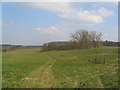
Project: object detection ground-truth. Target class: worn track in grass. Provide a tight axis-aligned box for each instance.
[21,54,57,88]
[3,47,118,88]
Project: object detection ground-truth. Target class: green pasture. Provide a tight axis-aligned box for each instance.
[2,47,118,88]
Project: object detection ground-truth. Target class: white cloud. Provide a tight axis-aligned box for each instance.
[92,2,118,8]
[18,3,115,42]
[60,7,113,25]
[23,2,114,25]
[32,3,114,37]
[35,26,65,36]
[91,7,114,17]
[26,2,73,14]
[2,2,117,45]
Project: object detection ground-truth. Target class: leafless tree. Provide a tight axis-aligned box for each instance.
[71,30,102,48]
[89,31,102,48]
[71,30,90,48]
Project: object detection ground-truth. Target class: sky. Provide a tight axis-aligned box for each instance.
[1,2,118,45]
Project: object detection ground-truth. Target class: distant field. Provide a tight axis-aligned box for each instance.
[2,47,118,88]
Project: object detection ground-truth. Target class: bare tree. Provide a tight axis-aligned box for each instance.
[89,31,102,48]
[71,30,90,48]
[71,30,102,48]
[41,30,103,52]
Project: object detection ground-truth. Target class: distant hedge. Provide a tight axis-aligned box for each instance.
[1,46,32,52]
[41,41,103,52]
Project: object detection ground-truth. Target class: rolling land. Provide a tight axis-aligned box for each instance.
[2,47,118,88]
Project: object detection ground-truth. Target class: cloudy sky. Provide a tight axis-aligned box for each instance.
[2,2,118,45]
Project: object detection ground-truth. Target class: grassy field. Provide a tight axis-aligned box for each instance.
[2,47,118,88]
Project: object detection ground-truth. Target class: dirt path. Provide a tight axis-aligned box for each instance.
[20,55,56,88]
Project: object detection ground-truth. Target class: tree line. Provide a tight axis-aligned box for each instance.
[41,30,103,52]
